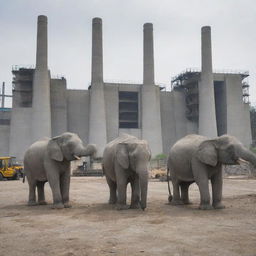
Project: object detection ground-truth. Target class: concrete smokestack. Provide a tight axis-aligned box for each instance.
[143,23,154,85]
[142,23,163,156]
[91,17,103,84]
[198,26,217,138]
[31,15,51,142]
[88,17,107,156]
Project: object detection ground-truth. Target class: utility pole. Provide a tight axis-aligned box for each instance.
[0,82,12,108]
[1,82,5,108]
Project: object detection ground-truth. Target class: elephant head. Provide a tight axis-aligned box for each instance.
[47,132,97,162]
[197,135,256,167]
[116,140,151,210]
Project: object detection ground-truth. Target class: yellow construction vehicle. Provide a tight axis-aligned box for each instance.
[0,157,23,180]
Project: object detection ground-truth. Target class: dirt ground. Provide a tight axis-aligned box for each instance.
[0,177,256,256]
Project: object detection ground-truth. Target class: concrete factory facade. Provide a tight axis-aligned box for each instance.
[0,16,252,161]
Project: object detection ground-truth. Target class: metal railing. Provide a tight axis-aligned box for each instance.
[51,74,66,79]
[171,67,249,84]
[12,65,35,71]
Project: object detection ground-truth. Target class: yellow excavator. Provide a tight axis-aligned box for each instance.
[0,157,23,180]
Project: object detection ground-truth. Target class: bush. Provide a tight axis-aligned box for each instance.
[250,147,256,154]
[154,153,167,160]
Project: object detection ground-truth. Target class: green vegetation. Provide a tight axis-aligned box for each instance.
[154,153,167,160]
[250,147,256,154]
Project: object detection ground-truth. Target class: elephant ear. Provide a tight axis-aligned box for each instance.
[197,140,217,166]
[116,143,129,169]
[47,137,64,162]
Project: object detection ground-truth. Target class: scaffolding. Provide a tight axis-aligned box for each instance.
[12,67,34,108]
[242,81,250,104]
[171,69,200,122]
[171,68,251,121]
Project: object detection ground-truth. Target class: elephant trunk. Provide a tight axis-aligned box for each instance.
[139,170,149,210]
[239,147,256,168]
[80,144,97,158]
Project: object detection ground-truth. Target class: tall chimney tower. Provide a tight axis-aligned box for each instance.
[88,17,107,156]
[91,17,103,84]
[141,23,163,156]
[31,15,51,142]
[198,26,217,138]
[143,23,154,85]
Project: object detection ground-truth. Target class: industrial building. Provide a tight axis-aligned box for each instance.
[0,16,252,161]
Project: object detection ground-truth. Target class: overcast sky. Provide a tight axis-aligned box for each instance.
[1,0,255,107]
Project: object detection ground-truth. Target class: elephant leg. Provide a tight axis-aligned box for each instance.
[211,169,225,209]
[196,177,212,210]
[180,182,191,205]
[192,159,213,210]
[171,179,183,205]
[60,170,71,208]
[116,174,129,210]
[27,179,37,206]
[130,176,140,209]
[106,176,117,204]
[47,173,64,209]
[37,181,47,205]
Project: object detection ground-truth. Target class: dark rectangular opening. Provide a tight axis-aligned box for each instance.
[0,119,10,125]
[119,91,138,128]
[214,81,227,136]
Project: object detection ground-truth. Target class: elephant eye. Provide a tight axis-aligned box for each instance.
[226,145,234,152]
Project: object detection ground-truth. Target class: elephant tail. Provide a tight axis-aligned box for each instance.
[167,167,172,203]
[22,170,26,183]
[102,164,105,175]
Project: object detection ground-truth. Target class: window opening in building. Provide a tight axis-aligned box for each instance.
[119,91,138,128]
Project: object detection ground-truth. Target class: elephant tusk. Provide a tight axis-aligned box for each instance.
[237,158,249,165]
[73,155,81,160]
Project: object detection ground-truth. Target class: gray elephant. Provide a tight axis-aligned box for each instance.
[167,134,256,210]
[24,132,97,209]
[102,134,151,210]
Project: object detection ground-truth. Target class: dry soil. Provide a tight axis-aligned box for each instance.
[0,177,256,256]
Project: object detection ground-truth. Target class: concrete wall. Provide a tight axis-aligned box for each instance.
[242,103,252,147]
[225,74,251,146]
[186,120,198,134]
[0,125,10,156]
[50,78,68,137]
[9,108,32,161]
[104,84,119,142]
[172,89,189,140]
[0,111,11,156]
[67,90,89,144]
[160,89,198,155]
[160,91,176,154]
[141,85,163,156]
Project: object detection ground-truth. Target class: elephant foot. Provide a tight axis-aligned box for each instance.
[38,201,47,205]
[115,204,130,210]
[199,204,213,210]
[213,202,225,209]
[130,202,140,209]
[108,199,117,205]
[183,200,192,205]
[170,200,184,206]
[64,202,72,208]
[52,203,64,209]
[27,201,38,206]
